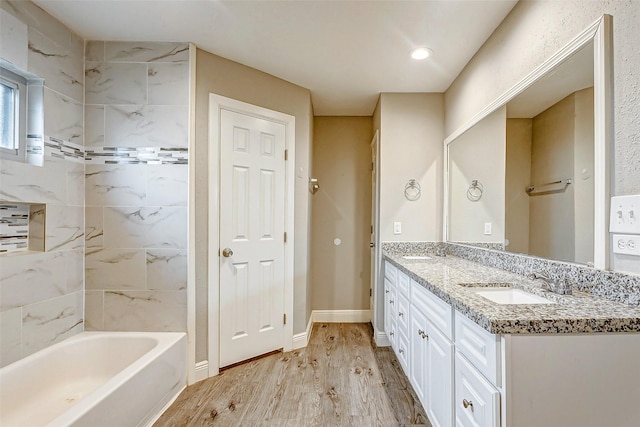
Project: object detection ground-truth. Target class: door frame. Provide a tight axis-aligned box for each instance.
[370,130,386,345]
[207,94,295,377]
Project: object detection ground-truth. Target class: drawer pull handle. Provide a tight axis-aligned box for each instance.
[385,290,390,294]
[389,332,394,336]
[390,300,394,304]
[463,399,474,411]
[399,349,404,354]
[418,329,429,340]
[398,312,404,317]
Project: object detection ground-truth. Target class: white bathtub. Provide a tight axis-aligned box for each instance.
[0,332,186,427]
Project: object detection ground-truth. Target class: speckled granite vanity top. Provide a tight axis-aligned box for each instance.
[384,253,640,335]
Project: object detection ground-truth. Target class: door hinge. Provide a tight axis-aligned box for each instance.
[285,149,288,161]
[371,225,373,234]
[370,289,372,297]
[284,232,287,243]
[283,313,287,325]
[371,162,374,171]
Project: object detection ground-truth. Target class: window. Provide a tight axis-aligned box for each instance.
[0,66,27,162]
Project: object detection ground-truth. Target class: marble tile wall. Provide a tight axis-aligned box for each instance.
[83,41,189,333]
[0,1,84,367]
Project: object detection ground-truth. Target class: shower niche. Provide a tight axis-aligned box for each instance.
[0,202,46,254]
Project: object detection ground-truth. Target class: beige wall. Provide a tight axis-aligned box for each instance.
[310,117,372,311]
[448,107,506,244]
[529,94,576,261]
[574,87,595,264]
[194,48,313,362]
[377,93,444,242]
[505,118,532,254]
[444,0,640,274]
[505,89,594,264]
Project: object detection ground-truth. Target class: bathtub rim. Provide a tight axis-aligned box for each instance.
[0,331,187,427]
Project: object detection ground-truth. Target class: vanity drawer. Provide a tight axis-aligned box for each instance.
[455,311,501,386]
[411,280,453,339]
[384,261,398,283]
[397,270,410,298]
[455,351,500,427]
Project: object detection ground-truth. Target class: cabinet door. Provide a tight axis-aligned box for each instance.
[384,280,394,341]
[385,281,397,348]
[426,321,453,427]
[396,328,410,375]
[396,293,410,336]
[455,351,500,427]
[409,304,429,406]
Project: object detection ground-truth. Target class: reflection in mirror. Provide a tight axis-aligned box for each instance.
[448,41,595,264]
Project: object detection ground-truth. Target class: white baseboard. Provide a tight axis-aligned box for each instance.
[292,314,314,350]
[193,361,209,383]
[312,309,371,323]
[374,330,391,347]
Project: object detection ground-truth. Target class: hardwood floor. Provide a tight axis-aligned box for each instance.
[154,323,430,426]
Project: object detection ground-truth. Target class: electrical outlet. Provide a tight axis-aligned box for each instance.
[613,234,640,256]
[484,222,492,235]
[393,221,402,235]
[610,195,640,234]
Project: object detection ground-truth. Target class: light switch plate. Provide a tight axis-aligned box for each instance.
[613,234,640,256]
[610,195,640,234]
[393,221,402,235]
[484,222,492,235]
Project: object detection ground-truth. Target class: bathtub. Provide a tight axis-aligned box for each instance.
[0,332,186,427]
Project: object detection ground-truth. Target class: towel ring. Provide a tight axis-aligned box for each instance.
[404,179,421,201]
[467,180,483,201]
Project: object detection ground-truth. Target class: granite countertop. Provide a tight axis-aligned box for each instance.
[384,253,640,335]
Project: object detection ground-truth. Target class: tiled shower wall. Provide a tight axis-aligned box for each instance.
[0,1,85,367]
[83,41,189,332]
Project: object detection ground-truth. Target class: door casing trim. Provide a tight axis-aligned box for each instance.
[207,94,295,377]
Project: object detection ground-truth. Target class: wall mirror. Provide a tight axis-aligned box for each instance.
[444,15,612,269]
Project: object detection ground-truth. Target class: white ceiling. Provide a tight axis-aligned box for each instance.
[34,0,518,116]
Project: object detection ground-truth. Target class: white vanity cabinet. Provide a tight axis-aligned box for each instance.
[455,351,500,427]
[383,258,640,427]
[410,280,454,427]
[384,259,497,427]
[454,311,501,427]
[383,262,397,349]
[389,267,410,374]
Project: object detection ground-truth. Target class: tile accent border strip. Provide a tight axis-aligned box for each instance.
[85,146,188,165]
[45,135,85,163]
[42,135,188,165]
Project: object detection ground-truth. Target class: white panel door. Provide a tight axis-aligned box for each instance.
[219,108,286,368]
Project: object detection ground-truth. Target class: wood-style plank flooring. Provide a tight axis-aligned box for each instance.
[155,323,430,426]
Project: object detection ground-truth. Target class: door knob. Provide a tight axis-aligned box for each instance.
[463,399,474,410]
[222,248,234,257]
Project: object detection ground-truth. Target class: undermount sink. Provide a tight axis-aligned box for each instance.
[402,255,432,260]
[471,288,555,305]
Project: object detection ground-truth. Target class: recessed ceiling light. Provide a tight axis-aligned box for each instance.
[410,47,432,60]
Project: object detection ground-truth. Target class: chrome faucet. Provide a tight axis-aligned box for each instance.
[528,271,573,295]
